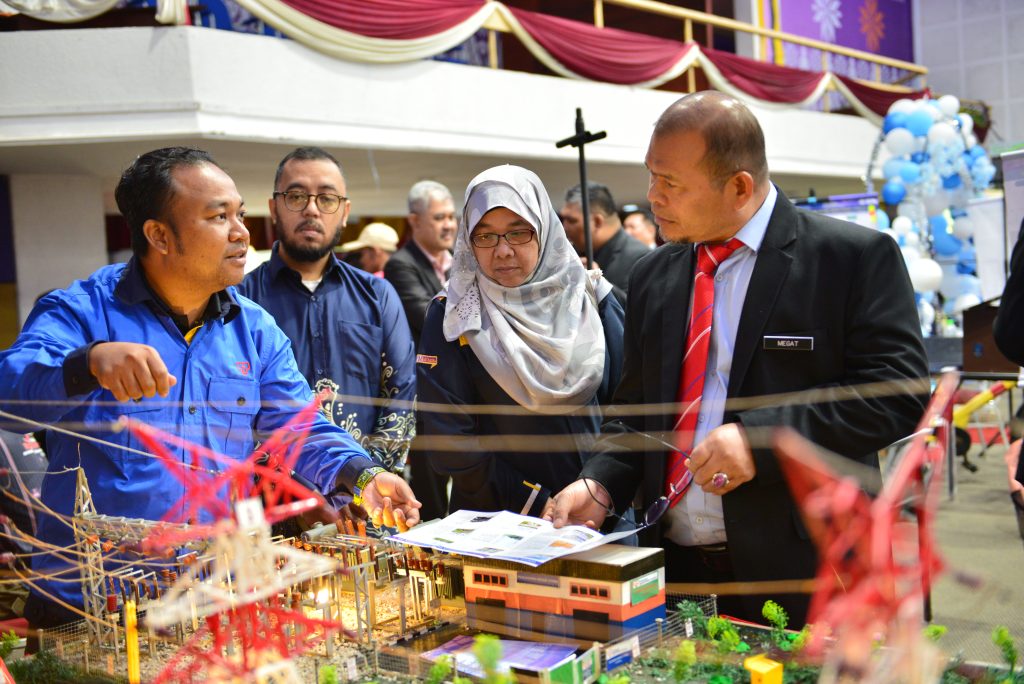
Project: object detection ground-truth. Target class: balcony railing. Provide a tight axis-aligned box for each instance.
[481,0,926,99]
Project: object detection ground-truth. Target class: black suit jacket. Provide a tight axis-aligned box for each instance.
[582,190,928,598]
[595,229,651,297]
[993,218,1024,366]
[384,241,445,343]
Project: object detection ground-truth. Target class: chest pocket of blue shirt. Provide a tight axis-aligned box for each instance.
[116,399,165,465]
[206,377,260,455]
[336,321,382,388]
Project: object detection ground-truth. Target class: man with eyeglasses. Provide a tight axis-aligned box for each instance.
[239,147,417,489]
[384,180,459,522]
[0,146,421,629]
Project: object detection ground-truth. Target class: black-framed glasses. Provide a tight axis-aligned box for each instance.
[581,477,671,539]
[470,229,536,248]
[584,419,696,535]
[273,190,347,214]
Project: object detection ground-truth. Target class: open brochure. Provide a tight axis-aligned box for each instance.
[390,509,638,567]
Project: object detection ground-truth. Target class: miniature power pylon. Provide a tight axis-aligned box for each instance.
[118,394,355,683]
[72,467,111,646]
[124,392,333,552]
[774,371,959,683]
[148,498,346,683]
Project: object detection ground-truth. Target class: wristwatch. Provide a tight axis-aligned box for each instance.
[351,466,386,507]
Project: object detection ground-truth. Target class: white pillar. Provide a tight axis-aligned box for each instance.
[10,174,108,326]
[733,0,760,61]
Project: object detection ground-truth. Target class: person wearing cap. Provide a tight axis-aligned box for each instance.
[339,222,399,278]
[238,147,417,482]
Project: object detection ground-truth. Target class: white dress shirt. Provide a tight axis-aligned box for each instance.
[664,184,778,546]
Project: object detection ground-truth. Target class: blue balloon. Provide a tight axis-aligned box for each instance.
[942,174,962,189]
[911,152,928,163]
[931,215,962,257]
[882,180,906,205]
[969,145,987,160]
[906,110,934,137]
[875,210,891,229]
[957,243,977,273]
[957,273,982,296]
[883,158,905,179]
[899,162,922,184]
[884,111,909,133]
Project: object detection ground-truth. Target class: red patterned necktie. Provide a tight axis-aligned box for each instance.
[665,238,743,507]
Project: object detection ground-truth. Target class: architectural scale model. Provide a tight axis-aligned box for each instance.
[461,545,665,645]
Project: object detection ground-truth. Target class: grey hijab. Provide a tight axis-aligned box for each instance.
[443,165,610,414]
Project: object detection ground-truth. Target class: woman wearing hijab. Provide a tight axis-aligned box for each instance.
[416,165,624,518]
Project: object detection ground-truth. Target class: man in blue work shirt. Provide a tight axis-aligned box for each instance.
[0,147,421,628]
[238,147,416,475]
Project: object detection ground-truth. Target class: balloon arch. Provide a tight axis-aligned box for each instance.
[869,95,998,336]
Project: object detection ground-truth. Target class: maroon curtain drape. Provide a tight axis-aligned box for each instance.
[279,0,486,39]
[701,47,826,103]
[836,74,929,117]
[507,6,691,85]
[271,0,927,121]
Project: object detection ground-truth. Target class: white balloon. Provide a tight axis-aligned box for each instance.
[897,201,918,218]
[890,98,916,114]
[908,258,943,293]
[957,113,974,133]
[904,231,921,247]
[928,122,957,145]
[965,132,978,148]
[952,215,974,240]
[901,246,922,263]
[910,99,931,114]
[892,215,914,234]
[918,299,936,334]
[953,293,982,313]
[885,128,916,156]
[937,94,960,118]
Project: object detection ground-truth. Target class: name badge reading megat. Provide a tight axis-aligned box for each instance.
[763,335,814,351]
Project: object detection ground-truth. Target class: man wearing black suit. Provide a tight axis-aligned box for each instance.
[384,180,457,520]
[546,92,928,626]
[385,181,457,340]
[560,182,650,304]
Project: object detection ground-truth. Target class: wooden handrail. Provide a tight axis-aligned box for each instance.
[597,0,926,80]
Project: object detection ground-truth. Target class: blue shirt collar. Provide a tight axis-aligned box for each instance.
[732,183,777,253]
[114,257,239,332]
